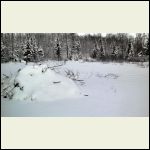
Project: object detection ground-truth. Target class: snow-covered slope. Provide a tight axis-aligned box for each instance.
[1,61,149,117]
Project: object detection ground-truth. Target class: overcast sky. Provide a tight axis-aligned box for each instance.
[78,33,136,37]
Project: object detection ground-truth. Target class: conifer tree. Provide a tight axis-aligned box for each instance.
[144,37,149,55]
[54,38,61,61]
[127,41,134,59]
[1,40,7,62]
[37,46,44,61]
[91,43,98,59]
[23,41,32,64]
[23,34,44,63]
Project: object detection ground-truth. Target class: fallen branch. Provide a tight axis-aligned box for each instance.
[75,79,84,82]
[2,85,12,92]
[42,64,63,73]
[53,81,61,84]
[48,64,63,70]
[51,64,63,68]
[3,74,9,78]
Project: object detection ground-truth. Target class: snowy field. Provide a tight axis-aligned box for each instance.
[1,60,149,117]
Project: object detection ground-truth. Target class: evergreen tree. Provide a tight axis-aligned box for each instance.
[75,41,82,60]
[126,41,134,60]
[100,38,105,56]
[18,42,26,61]
[69,33,81,61]
[135,34,143,56]
[96,46,104,60]
[1,34,12,62]
[64,34,70,59]
[91,39,99,60]
[23,41,32,64]
[12,41,22,62]
[111,44,118,61]
[71,42,76,60]
[144,37,149,55]
[54,38,61,61]
[9,33,14,61]
[1,33,149,62]
[100,45,105,57]
[23,34,43,63]
[91,44,98,59]
[37,46,44,61]
[1,40,7,62]
[96,38,105,60]
[30,35,39,62]
[71,40,81,60]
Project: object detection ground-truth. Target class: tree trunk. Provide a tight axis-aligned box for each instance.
[65,34,69,59]
[11,33,14,61]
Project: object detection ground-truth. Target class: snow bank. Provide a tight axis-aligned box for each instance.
[1,61,26,77]
[12,65,80,101]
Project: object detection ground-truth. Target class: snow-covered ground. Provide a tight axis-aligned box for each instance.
[1,60,149,117]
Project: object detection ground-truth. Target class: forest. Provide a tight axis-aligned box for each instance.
[1,33,149,63]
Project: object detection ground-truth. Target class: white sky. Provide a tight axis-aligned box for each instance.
[78,33,136,37]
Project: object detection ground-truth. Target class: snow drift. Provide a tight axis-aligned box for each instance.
[12,65,80,101]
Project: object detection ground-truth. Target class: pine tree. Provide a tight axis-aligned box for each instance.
[100,46,105,57]
[71,41,75,60]
[12,41,22,62]
[18,42,26,61]
[128,42,134,57]
[100,38,105,57]
[30,35,39,62]
[9,33,14,61]
[91,50,97,59]
[54,38,61,61]
[75,41,82,60]
[65,34,70,59]
[91,44,97,59]
[112,44,118,56]
[1,34,13,62]
[23,41,32,64]
[71,40,81,61]
[111,44,118,61]
[71,42,76,60]
[96,46,104,60]
[69,33,82,61]
[144,37,149,55]
[37,46,44,61]
[23,34,43,63]
[126,41,134,60]
[96,38,105,60]
[91,38,99,60]
[9,34,23,62]
[1,40,7,62]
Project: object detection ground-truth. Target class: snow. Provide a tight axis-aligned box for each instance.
[12,64,80,101]
[1,61,26,77]
[77,33,136,37]
[1,61,149,117]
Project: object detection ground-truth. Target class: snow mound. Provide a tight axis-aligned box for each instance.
[12,65,80,101]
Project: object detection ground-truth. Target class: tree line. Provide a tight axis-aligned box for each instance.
[1,33,149,63]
